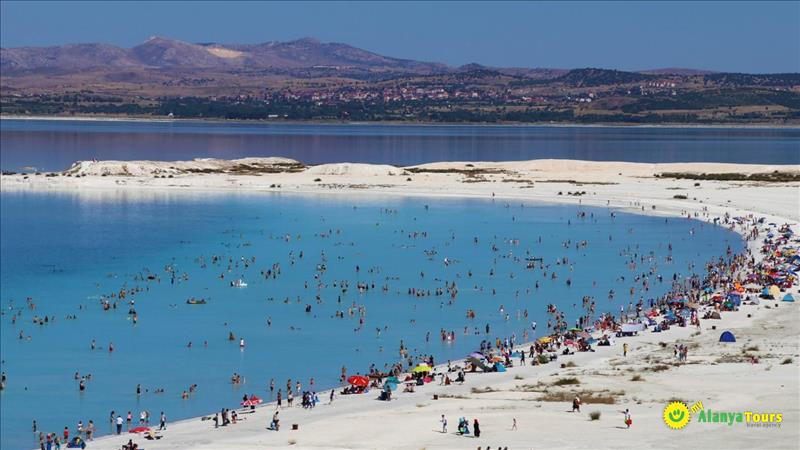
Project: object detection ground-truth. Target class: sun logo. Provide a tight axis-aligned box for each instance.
[664,401,691,429]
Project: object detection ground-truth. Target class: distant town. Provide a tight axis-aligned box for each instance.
[2,38,798,124]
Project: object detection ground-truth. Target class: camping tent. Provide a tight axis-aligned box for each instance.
[719,331,736,343]
[783,293,796,302]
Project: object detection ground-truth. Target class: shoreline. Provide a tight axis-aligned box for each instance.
[4,158,799,449]
[84,198,799,449]
[3,114,800,130]
[3,159,798,223]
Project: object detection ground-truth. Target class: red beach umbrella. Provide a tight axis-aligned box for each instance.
[242,395,263,406]
[347,375,369,387]
[129,426,150,433]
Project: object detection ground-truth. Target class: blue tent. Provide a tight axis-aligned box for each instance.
[761,287,774,299]
[719,331,736,343]
[783,293,796,302]
[495,363,506,372]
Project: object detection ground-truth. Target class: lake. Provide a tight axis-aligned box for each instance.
[1,119,799,172]
[0,189,744,449]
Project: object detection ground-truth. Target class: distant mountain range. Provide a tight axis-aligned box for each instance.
[2,36,715,76]
[2,37,798,125]
[1,36,451,73]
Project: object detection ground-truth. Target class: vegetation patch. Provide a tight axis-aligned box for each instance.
[553,377,581,386]
[657,171,800,182]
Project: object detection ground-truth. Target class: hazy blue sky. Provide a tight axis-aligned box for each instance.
[1,1,797,73]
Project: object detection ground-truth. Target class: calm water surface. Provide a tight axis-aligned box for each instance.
[0,190,743,449]
[2,119,799,171]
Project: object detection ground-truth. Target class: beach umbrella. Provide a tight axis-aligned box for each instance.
[769,285,781,298]
[568,327,582,332]
[129,426,150,434]
[467,356,485,368]
[537,336,553,344]
[242,395,263,407]
[347,375,369,387]
[411,364,431,373]
[386,376,400,384]
[467,352,485,360]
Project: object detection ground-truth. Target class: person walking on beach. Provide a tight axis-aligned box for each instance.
[115,415,123,434]
[623,409,632,428]
[623,342,629,357]
[511,418,517,431]
[440,414,448,433]
[86,420,94,441]
[473,419,481,438]
[159,411,166,430]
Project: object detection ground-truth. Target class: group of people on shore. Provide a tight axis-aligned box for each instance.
[12,202,797,447]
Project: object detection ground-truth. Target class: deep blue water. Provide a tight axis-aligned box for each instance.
[0,190,743,449]
[1,119,798,172]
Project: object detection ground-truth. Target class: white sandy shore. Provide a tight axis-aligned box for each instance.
[3,159,799,449]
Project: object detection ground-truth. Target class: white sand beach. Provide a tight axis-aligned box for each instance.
[2,159,799,449]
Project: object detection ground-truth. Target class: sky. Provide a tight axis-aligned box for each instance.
[1,1,798,73]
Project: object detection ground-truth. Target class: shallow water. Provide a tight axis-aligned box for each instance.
[2,119,799,171]
[0,190,743,448]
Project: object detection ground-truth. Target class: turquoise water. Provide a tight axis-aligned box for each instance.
[0,190,743,448]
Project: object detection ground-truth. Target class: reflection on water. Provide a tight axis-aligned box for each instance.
[2,119,798,171]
